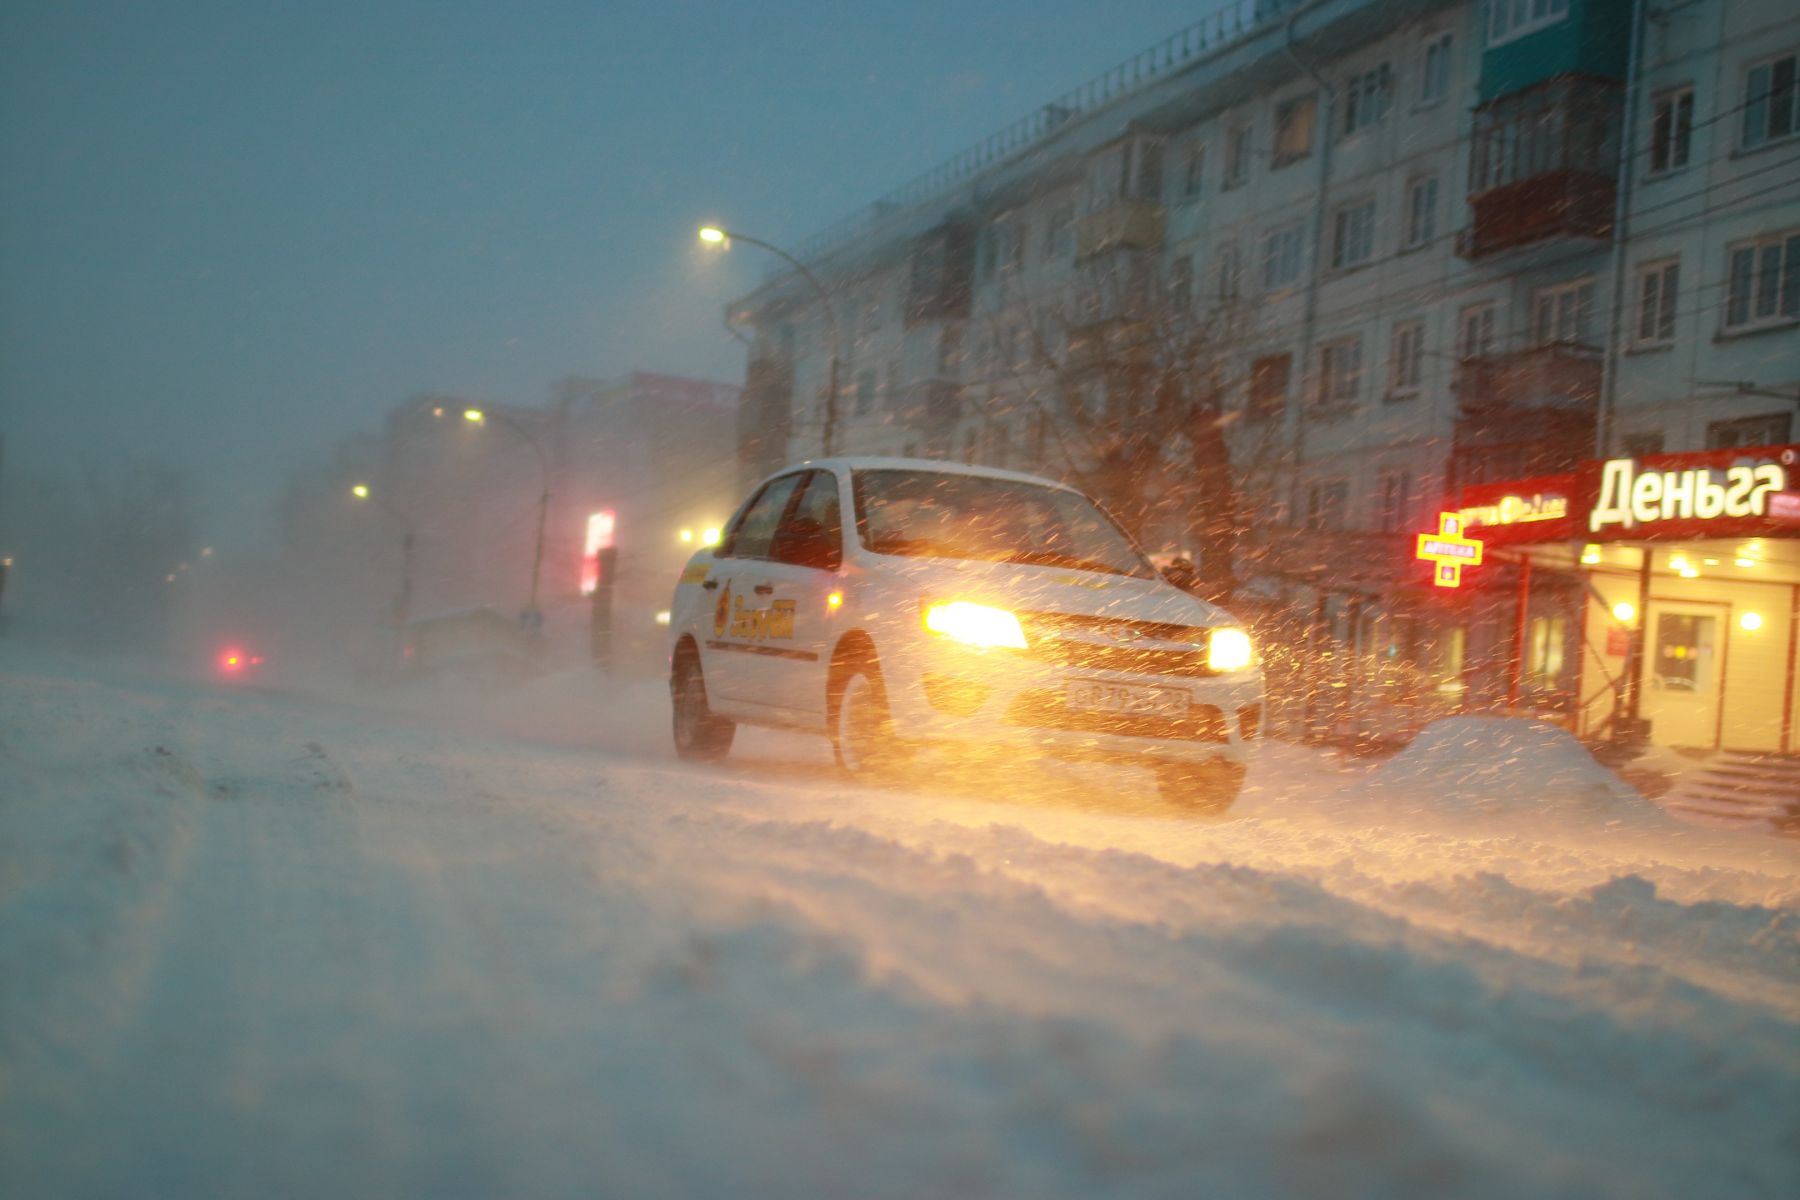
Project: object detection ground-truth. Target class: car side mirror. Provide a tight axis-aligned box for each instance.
[778,518,840,571]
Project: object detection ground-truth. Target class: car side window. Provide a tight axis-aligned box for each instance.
[771,470,843,570]
[719,473,805,560]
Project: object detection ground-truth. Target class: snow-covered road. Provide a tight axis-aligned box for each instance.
[3,647,1797,1199]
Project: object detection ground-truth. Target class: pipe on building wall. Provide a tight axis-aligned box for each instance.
[1282,8,1338,528]
[1595,0,1650,456]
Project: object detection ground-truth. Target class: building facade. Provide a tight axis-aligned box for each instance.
[727,0,1800,747]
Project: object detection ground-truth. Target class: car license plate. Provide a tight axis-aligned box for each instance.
[1066,679,1190,717]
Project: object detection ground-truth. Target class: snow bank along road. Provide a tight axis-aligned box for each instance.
[3,649,1798,1199]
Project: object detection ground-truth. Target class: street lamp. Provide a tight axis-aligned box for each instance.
[460,406,552,629]
[349,482,416,628]
[697,224,843,457]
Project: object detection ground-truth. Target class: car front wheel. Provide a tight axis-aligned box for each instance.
[671,650,734,763]
[1155,760,1244,814]
[830,660,906,780]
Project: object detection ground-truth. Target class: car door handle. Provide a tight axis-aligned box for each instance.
[753,583,774,596]
[701,580,719,590]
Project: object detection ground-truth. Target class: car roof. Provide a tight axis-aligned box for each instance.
[766,456,1081,494]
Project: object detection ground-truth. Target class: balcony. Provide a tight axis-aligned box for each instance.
[1075,199,1164,261]
[1460,77,1622,260]
[1064,316,1154,372]
[1449,344,1600,489]
[1453,343,1601,413]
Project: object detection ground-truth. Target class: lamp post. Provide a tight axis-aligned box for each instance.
[698,225,842,457]
[349,483,416,628]
[459,407,551,630]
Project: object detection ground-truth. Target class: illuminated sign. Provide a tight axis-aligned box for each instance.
[580,510,617,596]
[1458,491,1569,530]
[1590,456,1786,533]
[1416,512,1484,588]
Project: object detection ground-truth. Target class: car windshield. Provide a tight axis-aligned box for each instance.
[851,469,1155,579]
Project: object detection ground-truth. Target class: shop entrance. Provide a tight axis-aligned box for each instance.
[1643,600,1725,749]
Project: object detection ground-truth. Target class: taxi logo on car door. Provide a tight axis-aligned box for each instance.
[713,584,732,637]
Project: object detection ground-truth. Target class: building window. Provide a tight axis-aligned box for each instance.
[1707,412,1792,449]
[1273,95,1317,166]
[937,324,961,376]
[1224,124,1252,188]
[1247,353,1291,423]
[1531,278,1597,346]
[1419,33,1453,106]
[1377,470,1413,532]
[1634,259,1679,346]
[1169,254,1194,315]
[1724,231,1800,330]
[1180,143,1206,199]
[1457,302,1497,360]
[1217,239,1242,301]
[1261,222,1305,290]
[1343,64,1393,135]
[1389,320,1424,396]
[1306,480,1350,531]
[855,369,877,416]
[1404,176,1439,249]
[1649,87,1694,174]
[1741,53,1798,149]
[1620,431,1664,458]
[1487,0,1569,49]
[1318,336,1364,409]
[1045,204,1075,259]
[1330,200,1376,270]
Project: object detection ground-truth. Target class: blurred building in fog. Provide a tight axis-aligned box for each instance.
[723,0,1800,747]
[275,372,738,674]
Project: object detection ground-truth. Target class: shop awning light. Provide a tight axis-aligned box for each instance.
[1736,557,1755,568]
[1580,544,1601,565]
[1741,612,1764,632]
[1612,601,1637,624]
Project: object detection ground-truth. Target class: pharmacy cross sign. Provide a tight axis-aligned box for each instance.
[1416,512,1484,588]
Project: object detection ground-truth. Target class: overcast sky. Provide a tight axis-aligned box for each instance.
[3,0,1213,547]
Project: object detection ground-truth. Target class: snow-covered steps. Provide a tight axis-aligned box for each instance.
[1664,751,1800,835]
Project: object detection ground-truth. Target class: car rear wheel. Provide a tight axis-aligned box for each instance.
[1155,760,1244,814]
[671,650,734,763]
[831,661,905,780]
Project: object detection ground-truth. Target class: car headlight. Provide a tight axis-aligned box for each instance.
[1207,627,1253,672]
[922,601,1028,649]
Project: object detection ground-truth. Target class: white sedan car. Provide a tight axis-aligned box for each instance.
[667,458,1262,810]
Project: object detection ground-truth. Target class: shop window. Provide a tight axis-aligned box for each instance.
[1654,612,1715,693]
[1706,412,1791,449]
[1527,615,1566,685]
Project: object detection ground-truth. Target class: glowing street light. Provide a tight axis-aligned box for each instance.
[463,408,486,424]
[349,482,416,627]
[1612,601,1637,624]
[351,483,370,499]
[697,223,842,456]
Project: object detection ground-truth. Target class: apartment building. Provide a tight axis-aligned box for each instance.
[728,0,1800,748]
